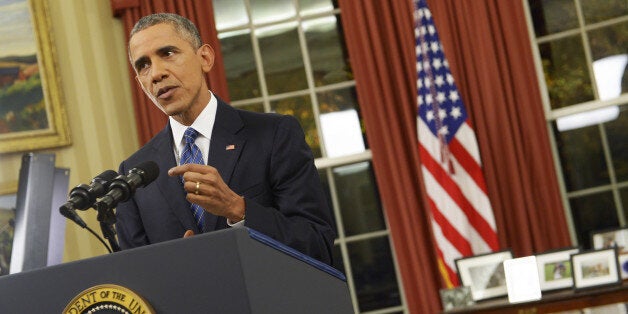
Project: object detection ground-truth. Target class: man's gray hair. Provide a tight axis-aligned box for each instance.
[129,13,202,59]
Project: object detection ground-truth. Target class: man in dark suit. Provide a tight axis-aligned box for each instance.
[115,13,335,265]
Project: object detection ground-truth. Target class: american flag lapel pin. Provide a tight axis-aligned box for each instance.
[226,144,235,151]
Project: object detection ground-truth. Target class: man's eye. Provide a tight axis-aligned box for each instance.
[136,62,150,73]
[165,50,175,57]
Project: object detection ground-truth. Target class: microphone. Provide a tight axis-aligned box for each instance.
[61,170,119,211]
[59,170,118,228]
[94,161,160,211]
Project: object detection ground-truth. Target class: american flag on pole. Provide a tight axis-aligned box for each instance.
[413,0,499,287]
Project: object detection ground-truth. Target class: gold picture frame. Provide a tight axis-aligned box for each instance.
[0,0,70,154]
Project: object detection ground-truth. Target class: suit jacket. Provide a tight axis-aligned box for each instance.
[115,98,335,264]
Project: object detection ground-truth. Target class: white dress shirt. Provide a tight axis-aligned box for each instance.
[168,92,244,227]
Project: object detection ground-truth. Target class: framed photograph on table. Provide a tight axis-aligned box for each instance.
[439,286,474,311]
[571,248,621,291]
[619,253,628,280]
[591,226,628,253]
[535,246,580,291]
[455,250,513,301]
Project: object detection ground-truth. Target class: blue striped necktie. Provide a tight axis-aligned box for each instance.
[180,127,205,232]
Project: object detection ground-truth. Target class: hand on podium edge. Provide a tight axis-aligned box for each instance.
[183,230,194,238]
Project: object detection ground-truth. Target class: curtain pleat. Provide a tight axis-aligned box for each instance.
[337,1,442,313]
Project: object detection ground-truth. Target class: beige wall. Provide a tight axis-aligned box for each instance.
[0,0,139,262]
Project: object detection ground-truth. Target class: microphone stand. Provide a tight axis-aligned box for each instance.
[95,202,121,252]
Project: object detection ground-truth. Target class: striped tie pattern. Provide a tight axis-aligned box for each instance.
[180,127,205,232]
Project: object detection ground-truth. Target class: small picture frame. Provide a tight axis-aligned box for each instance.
[439,286,475,311]
[0,189,17,277]
[535,246,580,291]
[619,253,628,280]
[591,226,628,253]
[504,256,542,303]
[571,248,621,290]
[455,250,513,301]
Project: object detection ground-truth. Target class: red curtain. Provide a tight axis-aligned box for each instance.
[337,0,571,312]
[337,1,441,312]
[110,0,229,145]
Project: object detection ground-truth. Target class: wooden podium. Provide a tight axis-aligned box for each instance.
[0,228,353,313]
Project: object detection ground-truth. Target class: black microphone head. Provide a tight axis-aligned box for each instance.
[97,161,159,210]
[67,169,120,211]
[92,170,119,187]
[130,161,160,185]
[96,170,119,182]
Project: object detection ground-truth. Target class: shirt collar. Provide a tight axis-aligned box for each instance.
[170,92,217,155]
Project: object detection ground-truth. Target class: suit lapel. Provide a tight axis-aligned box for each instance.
[150,124,199,233]
[208,99,246,185]
[205,99,246,230]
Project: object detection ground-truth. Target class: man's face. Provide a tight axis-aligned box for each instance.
[129,23,213,123]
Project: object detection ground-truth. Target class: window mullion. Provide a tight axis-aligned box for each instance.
[599,123,626,225]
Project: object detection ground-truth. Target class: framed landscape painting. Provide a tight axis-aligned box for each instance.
[0,0,70,154]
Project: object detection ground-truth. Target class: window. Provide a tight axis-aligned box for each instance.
[525,0,628,248]
[211,0,407,312]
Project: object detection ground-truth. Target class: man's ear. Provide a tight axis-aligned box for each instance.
[198,44,215,73]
